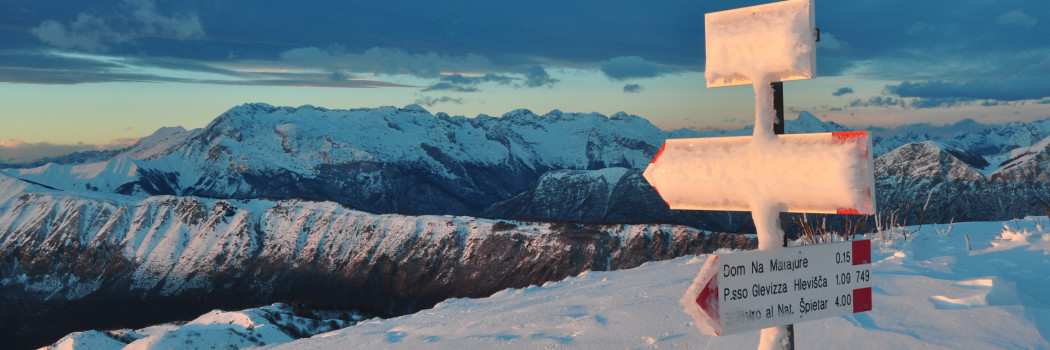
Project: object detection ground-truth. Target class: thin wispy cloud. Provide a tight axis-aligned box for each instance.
[600,56,677,81]
[422,73,515,92]
[997,10,1037,28]
[279,46,496,78]
[0,50,413,88]
[848,96,905,108]
[415,96,465,107]
[887,78,1050,102]
[0,138,138,163]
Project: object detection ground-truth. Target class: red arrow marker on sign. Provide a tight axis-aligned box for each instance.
[681,255,724,335]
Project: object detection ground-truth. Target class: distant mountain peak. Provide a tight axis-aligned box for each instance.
[786,111,852,134]
[400,104,429,113]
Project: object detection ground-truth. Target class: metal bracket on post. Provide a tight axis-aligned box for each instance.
[771,81,796,350]
[772,82,785,135]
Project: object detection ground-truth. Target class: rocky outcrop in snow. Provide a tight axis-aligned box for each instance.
[873,139,1050,225]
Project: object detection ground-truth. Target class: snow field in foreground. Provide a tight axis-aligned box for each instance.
[49,218,1050,349]
[268,218,1050,349]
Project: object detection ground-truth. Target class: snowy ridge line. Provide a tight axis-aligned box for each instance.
[0,172,754,349]
[0,105,854,219]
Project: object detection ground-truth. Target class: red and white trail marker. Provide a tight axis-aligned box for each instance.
[681,240,874,336]
[643,131,876,215]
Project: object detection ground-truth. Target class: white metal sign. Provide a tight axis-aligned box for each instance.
[643,131,876,215]
[684,240,874,336]
[705,0,816,88]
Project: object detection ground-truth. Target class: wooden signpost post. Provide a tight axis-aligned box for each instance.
[644,1,878,349]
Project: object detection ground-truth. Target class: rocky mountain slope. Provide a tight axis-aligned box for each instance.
[0,172,753,348]
[3,104,675,216]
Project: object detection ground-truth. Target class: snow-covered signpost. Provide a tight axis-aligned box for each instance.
[641,0,877,349]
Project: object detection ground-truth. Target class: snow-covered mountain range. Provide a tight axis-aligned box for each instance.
[3,104,671,216]
[5,103,1050,348]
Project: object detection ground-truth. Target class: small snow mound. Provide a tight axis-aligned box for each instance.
[188,309,264,329]
[954,278,995,289]
[928,294,987,310]
[685,256,706,265]
[47,330,125,350]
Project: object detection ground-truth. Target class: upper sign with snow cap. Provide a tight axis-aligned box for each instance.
[705,0,816,88]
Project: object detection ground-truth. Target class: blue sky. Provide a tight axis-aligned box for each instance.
[1,0,1049,161]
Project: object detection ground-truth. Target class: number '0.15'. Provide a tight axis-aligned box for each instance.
[835,251,852,264]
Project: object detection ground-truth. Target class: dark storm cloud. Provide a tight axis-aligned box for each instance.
[906,97,969,109]
[518,65,558,88]
[818,2,1050,81]
[887,79,1050,102]
[3,0,1050,91]
[27,0,204,52]
[441,73,514,86]
[422,73,515,92]
[832,87,854,96]
[623,84,644,93]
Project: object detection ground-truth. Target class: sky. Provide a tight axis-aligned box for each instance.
[1,0,1050,162]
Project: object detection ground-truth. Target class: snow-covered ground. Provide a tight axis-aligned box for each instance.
[264,219,1049,350]
[47,303,365,350]
[50,217,1050,349]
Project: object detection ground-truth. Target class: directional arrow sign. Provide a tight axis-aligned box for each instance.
[643,131,876,215]
[681,239,874,336]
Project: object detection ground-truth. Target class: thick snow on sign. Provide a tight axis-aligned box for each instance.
[705,0,816,88]
[643,132,875,215]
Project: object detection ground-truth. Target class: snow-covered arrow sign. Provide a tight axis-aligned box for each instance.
[642,131,876,215]
[681,239,874,336]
